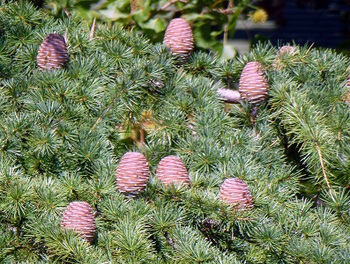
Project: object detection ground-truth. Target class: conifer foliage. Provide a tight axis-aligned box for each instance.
[0,1,350,263]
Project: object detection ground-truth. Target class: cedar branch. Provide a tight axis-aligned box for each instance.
[315,144,332,193]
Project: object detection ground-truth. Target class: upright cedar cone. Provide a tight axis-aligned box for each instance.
[156,155,190,186]
[61,201,96,242]
[116,152,150,196]
[219,178,253,209]
[238,61,268,104]
[37,33,68,70]
[163,18,194,63]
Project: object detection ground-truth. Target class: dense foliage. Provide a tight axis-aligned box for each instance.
[0,1,349,263]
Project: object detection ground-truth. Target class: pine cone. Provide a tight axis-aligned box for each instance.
[116,152,150,196]
[163,18,194,63]
[238,61,268,104]
[156,155,190,186]
[37,33,68,70]
[219,178,253,209]
[61,201,96,242]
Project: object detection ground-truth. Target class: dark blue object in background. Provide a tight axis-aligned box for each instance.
[236,0,350,50]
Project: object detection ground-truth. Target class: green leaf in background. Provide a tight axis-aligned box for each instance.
[185,12,216,22]
[132,7,152,23]
[194,23,223,53]
[139,17,166,33]
[42,0,253,57]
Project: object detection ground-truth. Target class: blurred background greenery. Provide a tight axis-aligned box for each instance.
[26,0,349,57]
[27,0,267,59]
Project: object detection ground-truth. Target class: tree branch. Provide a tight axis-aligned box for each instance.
[89,17,97,41]
[315,144,332,193]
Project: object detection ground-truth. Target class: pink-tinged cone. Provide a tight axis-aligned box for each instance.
[219,178,253,209]
[217,88,241,103]
[278,45,297,54]
[37,33,68,70]
[61,201,96,242]
[116,152,150,196]
[163,18,194,63]
[239,61,268,104]
[156,155,190,186]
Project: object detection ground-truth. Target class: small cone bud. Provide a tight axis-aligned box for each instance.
[279,45,297,54]
[273,45,298,69]
[156,156,190,186]
[163,18,194,63]
[217,88,241,103]
[116,152,150,196]
[61,201,96,242]
[37,33,68,70]
[238,61,268,104]
[219,178,253,209]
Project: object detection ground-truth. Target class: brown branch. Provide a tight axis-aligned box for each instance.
[315,144,332,193]
[89,17,97,41]
[160,0,188,11]
[64,28,68,44]
[90,97,118,132]
[213,0,235,14]
[164,231,177,250]
[139,127,145,145]
[63,7,71,17]
[236,217,254,221]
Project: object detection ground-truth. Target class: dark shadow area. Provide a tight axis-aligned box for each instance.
[236,0,350,52]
